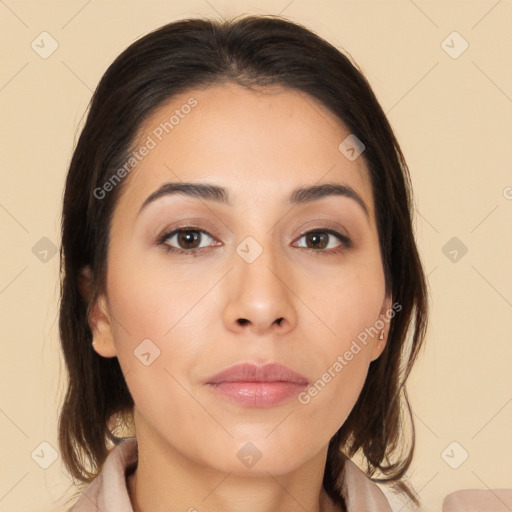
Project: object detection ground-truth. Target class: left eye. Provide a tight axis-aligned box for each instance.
[160,228,216,251]
[294,230,348,251]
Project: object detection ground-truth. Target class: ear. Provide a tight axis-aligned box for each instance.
[370,292,393,362]
[79,267,117,358]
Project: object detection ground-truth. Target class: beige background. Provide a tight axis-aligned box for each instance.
[1,1,511,511]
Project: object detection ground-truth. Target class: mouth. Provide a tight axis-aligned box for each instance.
[205,362,309,408]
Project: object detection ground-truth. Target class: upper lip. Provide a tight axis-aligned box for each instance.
[206,362,309,385]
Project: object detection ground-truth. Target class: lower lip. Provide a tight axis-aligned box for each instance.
[207,381,307,407]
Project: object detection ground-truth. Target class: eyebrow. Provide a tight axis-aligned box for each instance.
[138,181,369,219]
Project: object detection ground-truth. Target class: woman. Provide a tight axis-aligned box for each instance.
[58,15,428,512]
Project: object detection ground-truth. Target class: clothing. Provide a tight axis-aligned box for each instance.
[442,489,512,511]
[70,437,392,512]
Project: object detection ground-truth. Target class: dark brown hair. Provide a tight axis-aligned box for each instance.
[59,15,428,510]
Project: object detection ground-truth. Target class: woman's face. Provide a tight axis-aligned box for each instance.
[90,82,391,475]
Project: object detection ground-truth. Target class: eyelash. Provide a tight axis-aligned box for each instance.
[157,225,351,257]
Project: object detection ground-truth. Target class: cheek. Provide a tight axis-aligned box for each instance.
[303,258,385,348]
[296,319,376,441]
[294,261,384,426]
[105,252,211,406]
[107,248,212,347]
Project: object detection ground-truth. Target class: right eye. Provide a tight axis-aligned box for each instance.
[158,227,220,255]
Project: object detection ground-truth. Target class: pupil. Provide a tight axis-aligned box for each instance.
[179,230,200,248]
[308,232,327,249]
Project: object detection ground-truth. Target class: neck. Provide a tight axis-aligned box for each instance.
[127,417,339,512]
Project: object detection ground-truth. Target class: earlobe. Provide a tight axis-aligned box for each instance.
[79,266,117,358]
[89,294,118,358]
[371,293,393,361]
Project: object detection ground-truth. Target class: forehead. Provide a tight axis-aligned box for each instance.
[114,82,374,221]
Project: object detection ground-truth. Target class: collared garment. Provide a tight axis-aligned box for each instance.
[69,437,392,512]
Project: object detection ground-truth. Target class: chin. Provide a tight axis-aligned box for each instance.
[204,436,318,477]
[219,455,308,477]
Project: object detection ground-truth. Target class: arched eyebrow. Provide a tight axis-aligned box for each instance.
[138,182,369,219]
[288,183,369,219]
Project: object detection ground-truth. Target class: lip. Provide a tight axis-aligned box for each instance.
[205,363,309,408]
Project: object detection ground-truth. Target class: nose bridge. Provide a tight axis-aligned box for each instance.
[222,232,297,334]
[238,235,282,294]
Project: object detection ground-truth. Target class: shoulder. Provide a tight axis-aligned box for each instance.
[342,457,393,512]
[69,437,137,511]
[442,489,512,511]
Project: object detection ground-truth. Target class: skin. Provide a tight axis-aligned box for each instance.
[88,82,391,512]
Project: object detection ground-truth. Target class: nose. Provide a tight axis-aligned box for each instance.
[222,245,298,337]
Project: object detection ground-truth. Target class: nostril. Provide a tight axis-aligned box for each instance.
[238,318,250,326]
